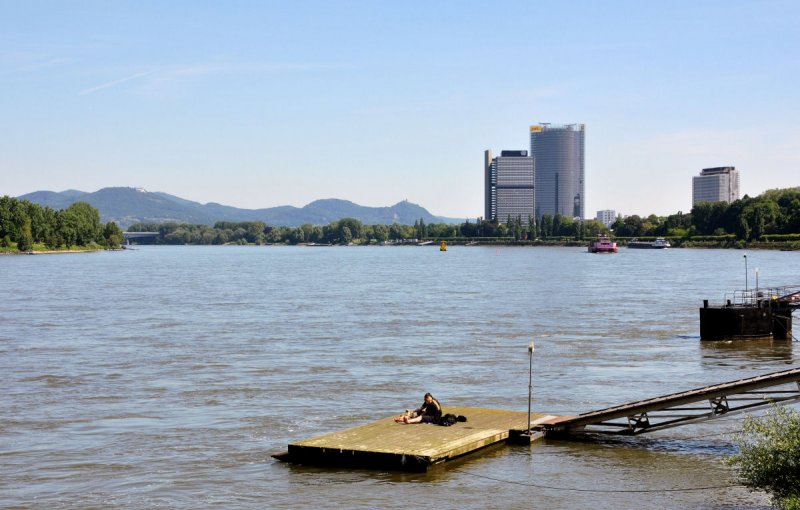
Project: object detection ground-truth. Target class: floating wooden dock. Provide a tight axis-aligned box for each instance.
[275,368,800,471]
[273,406,553,471]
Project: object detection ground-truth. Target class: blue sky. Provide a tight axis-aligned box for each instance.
[2,1,798,219]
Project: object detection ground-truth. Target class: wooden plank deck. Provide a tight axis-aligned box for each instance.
[273,406,554,471]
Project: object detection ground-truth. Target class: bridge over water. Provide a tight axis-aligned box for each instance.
[122,232,159,244]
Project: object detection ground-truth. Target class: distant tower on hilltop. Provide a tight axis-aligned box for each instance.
[484,149,535,224]
[530,123,585,219]
[692,167,740,205]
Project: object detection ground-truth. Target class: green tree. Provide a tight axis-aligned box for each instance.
[39,207,58,246]
[692,201,728,235]
[575,218,585,240]
[213,230,230,244]
[341,226,353,244]
[24,201,47,242]
[199,228,216,244]
[540,214,553,238]
[737,215,751,241]
[552,214,563,236]
[0,195,15,240]
[555,215,575,237]
[459,219,478,237]
[497,222,509,237]
[372,224,389,242]
[614,215,644,237]
[102,222,124,249]
[729,405,800,509]
[17,217,33,252]
[334,218,363,242]
[250,222,267,244]
[528,215,537,239]
[413,218,429,239]
[512,215,522,240]
[165,227,190,244]
[298,224,314,242]
[583,219,608,238]
[642,214,662,236]
[742,200,780,240]
[266,226,289,243]
[60,202,101,246]
[662,211,692,236]
[389,223,406,240]
[310,226,324,243]
[287,227,305,244]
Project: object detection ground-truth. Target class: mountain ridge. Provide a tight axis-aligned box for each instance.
[17,187,464,229]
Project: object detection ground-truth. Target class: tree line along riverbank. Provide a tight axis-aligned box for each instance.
[5,187,798,252]
[0,197,123,253]
[126,187,800,250]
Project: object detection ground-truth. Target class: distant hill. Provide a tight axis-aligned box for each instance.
[17,187,464,229]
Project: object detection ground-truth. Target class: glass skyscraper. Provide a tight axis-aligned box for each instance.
[530,123,585,219]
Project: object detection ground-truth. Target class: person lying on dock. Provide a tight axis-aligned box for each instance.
[395,393,442,424]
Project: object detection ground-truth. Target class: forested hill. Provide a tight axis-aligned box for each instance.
[18,187,462,229]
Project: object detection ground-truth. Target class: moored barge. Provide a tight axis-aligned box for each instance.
[628,237,671,249]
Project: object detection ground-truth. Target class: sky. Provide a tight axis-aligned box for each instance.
[1,1,799,219]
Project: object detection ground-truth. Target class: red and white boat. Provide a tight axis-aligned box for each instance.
[588,236,617,253]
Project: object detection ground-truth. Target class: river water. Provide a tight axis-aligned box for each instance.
[2,245,798,508]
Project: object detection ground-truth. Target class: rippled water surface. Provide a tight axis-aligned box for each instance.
[3,245,798,508]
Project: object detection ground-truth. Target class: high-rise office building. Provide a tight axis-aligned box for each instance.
[596,209,616,227]
[530,123,585,219]
[692,167,740,205]
[484,149,535,224]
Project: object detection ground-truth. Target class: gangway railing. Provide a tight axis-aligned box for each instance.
[539,367,800,436]
[723,285,800,307]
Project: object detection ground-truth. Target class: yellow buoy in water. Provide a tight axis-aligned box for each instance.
[440,241,447,251]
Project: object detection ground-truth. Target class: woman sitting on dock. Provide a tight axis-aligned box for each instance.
[395,393,442,424]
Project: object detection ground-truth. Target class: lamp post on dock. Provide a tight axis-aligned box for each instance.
[510,340,536,444]
[527,341,535,434]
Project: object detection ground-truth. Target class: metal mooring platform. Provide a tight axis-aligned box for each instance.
[700,285,798,340]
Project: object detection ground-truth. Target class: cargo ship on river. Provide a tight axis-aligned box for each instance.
[628,238,671,249]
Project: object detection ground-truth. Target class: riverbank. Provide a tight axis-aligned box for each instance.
[119,239,800,251]
[296,239,800,250]
[424,237,800,250]
[0,243,107,255]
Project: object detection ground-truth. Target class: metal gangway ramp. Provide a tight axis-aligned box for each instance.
[540,367,800,436]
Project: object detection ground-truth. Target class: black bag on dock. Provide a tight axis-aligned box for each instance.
[437,414,467,426]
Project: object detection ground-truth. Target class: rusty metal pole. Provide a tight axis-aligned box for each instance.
[527,341,535,433]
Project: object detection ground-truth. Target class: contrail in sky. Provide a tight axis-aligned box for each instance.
[79,70,154,95]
